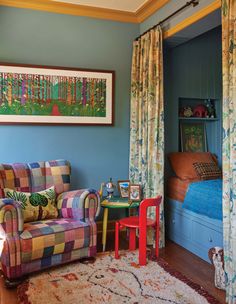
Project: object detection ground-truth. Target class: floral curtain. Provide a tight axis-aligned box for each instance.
[129,26,165,247]
[222,0,236,302]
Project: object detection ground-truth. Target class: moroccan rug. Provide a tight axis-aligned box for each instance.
[17,251,220,304]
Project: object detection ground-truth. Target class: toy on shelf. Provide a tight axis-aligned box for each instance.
[205,99,216,118]
[193,104,208,118]
[179,106,193,117]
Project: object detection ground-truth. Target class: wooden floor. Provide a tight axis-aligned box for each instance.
[0,231,226,304]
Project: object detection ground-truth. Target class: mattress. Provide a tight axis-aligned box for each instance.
[183,179,222,220]
[167,177,194,202]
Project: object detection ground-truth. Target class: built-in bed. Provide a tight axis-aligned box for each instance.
[166,152,223,263]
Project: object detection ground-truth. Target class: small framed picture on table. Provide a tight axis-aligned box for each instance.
[129,184,141,201]
[117,180,130,198]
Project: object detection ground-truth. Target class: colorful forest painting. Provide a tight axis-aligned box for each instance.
[0,65,114,124]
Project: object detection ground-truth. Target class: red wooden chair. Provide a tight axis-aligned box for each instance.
[115,196,162,266]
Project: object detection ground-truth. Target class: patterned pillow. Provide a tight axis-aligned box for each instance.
[4,186,58,222]
[193,162,222,180]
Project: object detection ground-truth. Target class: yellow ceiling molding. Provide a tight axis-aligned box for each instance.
[0,0,221,29]
[0,0,138,23]
[136,0,171,23]
[164,0,221,39]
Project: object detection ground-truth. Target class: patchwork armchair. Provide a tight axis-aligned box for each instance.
[0,160,100,284]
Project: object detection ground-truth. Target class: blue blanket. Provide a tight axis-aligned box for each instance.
[183,179,222,220]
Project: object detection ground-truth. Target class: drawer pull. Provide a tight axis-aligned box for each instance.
[208,237,213,242]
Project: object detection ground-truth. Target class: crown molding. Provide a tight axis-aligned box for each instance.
[0,0,170,23]
[0,0,137,22]
[164,0,221,39]
[0,0,221,37]
[136,0,170,23]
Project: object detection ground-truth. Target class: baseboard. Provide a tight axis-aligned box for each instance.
[97,220,115,234]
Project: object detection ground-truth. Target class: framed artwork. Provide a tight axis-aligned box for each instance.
[117,180,130,198]
[129,184,141,201]
[180,122,207,152]
[0,63,114,125]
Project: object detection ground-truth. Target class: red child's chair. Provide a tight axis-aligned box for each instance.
[115,196,162,266]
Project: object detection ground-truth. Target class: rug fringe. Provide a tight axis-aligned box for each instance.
[155,257,223,304]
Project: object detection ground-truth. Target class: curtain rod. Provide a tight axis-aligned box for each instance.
[135,0,199,41]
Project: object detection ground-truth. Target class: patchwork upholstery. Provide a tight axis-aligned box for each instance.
[0,163,31,197]
[45,160,71,194]
[28,161,47,193]
[0,160,100,281]
[57,189,100,221]
[21,219,90,263]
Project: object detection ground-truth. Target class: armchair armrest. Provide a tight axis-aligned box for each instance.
[0,198,24,237]
[57,189,100,221]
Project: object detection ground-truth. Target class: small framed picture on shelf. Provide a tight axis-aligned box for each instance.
[117,180,130,198]
[129,184,142,201]
[180,122,207,152]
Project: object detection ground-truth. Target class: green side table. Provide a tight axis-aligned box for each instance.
[101,197,140,252]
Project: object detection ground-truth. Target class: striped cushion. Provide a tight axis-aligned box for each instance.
[193,162,222,180]
[20,219,90,263]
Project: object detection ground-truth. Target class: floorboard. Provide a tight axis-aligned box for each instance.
[0,232,226,304]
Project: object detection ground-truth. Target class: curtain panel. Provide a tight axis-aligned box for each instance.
[129,26,165,247]
[222,0,236,302]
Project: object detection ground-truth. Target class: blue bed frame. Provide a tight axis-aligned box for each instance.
[165,198,223,263]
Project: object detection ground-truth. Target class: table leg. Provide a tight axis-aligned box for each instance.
[102,208,109,252]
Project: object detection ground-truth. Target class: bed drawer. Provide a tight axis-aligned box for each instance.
[166,198,223,262]
[192,220,223,249]
[167,209,191,240]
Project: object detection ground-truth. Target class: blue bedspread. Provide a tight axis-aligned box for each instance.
[183,179,222,220]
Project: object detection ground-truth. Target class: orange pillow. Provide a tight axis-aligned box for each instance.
[168,152,217,180]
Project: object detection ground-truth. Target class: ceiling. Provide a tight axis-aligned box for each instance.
[53,0,149,12]
[165,9,221,48]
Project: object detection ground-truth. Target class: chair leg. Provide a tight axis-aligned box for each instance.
[115,221,120,259]
[129,228,136,251]
[155,208,160,258]
[155,225,159,258]
[139,226,147,266]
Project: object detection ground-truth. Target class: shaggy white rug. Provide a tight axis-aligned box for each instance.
[17,251,220,304]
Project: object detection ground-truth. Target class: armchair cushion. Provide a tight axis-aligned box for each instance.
[4,187,58,222]
[20,219,90,263]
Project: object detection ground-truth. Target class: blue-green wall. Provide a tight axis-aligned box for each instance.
[0,7,139,191]
[164,26,222,172]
